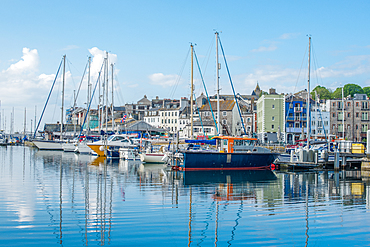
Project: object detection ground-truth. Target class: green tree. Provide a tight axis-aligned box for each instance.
[363,87,370,98]
[310,85,332,100]
[332,87,343,99]
[343,83,364,97]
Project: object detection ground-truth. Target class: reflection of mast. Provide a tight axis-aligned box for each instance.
[188,187,192,247]
[84,162,89,246]
[215,201,219,247]
[304,180,309,247]
[59,159,63,245]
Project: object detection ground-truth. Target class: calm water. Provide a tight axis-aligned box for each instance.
[1,146,370,246]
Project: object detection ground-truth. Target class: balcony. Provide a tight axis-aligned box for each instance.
[294,107,302,112]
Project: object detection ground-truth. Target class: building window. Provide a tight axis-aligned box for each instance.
[356,102,359,107]
[272,116,275,121]
[272,125,274,129]
[362,112,368,120]
[332,113,335,118]
[222,119,227,125]
[165,112,167,117]
[272,105,275,109]
[332,102,335,107]
[347,102,350,107]
[356,112,359,118]
[332,124,335,130]
[172,112,174,116]
[175,112,177,116]
[348,113,350,118]
[162,119,163,124]
[175,119,177,123]
[223,111,227,116]
[247,117,251,122]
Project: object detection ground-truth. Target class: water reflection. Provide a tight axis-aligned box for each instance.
[1,146,370,246]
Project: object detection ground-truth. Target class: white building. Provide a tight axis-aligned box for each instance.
[144,108,161,128]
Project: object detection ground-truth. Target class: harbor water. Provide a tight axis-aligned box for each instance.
[1,145,370,246]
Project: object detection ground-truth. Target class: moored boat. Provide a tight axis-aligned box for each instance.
[33,140,65,151]
[180,136,279,171]
[139,152,168,163]
[87,134,136,157]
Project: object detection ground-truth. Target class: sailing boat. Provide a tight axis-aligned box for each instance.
[33,55,67,150]
[179,32,279,171]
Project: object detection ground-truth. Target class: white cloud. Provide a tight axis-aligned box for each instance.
[279,33,300,40]
[5,48,39,74]
[148,73,178,87]
[62,45,79,51]
[251,45,277,53]
[88,47,118,82]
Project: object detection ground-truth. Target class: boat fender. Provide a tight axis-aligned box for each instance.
[99,146,105,151]
[270,163,276,170]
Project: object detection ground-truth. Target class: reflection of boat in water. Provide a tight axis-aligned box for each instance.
[138,163,167,172]
[183,169,277,185]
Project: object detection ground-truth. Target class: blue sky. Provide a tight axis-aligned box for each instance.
[1,0,370,132]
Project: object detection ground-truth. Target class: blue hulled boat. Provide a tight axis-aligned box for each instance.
[180,136,279,171]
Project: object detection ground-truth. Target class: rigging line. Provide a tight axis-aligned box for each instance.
[294,43,309,94]
[193,48,218,133]
[114,75,126,106]
[52,69,62,122]
[33,58,63,138]
[66,58,77,107]
[73,60,89,108]
[169,46,191,99]
[78,60,105,137]
[194,92,205,136]
[311,43,325,88]
[218,36,247,135]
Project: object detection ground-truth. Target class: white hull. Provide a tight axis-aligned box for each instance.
[76,142,96,155]
[62,142,76,152]
[33,140,64,150]
[139,153,168,163]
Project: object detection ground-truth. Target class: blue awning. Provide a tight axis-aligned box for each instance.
[185,139,216,145]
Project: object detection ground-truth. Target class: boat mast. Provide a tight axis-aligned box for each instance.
[61,55,66,141]
[111,63,114,133]
[190,44,194,138]
[216,31,221,135]
[105,52,109,134]
[342,86,344,139]
[87,56,91,135]
[24,107,26,139]
[307,36,311,148]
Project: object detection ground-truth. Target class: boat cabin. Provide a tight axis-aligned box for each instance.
[213,136,258,153]
[212,136,272,153]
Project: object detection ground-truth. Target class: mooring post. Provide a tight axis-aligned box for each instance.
[334,146,340,171]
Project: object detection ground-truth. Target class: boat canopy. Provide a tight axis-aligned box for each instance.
[185,139,216,145]
[211,136,258,141]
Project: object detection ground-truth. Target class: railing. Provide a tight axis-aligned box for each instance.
[286,127,307,133]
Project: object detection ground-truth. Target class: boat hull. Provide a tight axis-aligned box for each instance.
[33,140,64,150]
[182,151,279,171]
[140,153,167,163]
